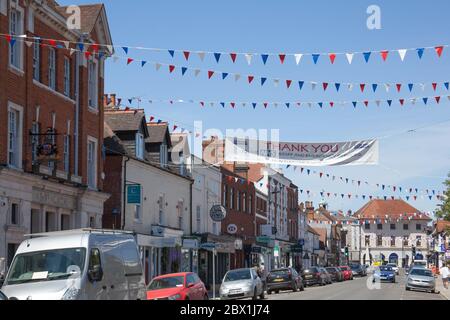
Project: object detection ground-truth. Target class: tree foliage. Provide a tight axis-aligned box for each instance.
[436,173,450,221]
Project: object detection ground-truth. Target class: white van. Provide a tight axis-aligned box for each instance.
[1,229,146,300]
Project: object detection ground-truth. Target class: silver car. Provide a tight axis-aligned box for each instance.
[220,268,265,300]
[406,268,436,293]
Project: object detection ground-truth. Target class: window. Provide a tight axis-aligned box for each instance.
[416,236,422,247]
[10,203,19,225]
[135,133,144,160]
[223,185,228,207]
[63,135,70,173]
[63,57,70,96]
[196,206,201,232]
[88,248,102,276]
[249,194,253,213]
[134,204,141,221]
[158,195,164,224]
[230,188,234,210]
[377,235,382,247]
[365,223,370,230]
[377,224,382,230]
[390,224,396,230]
[47,127,56,172]
[365,236,370,246]
[33,39,40,81]
[403,236,409,246]
[48,48,56,90]
[8,107,22,168]
[9,7,23,69]
[212,222,217,235]
[160,143,167,168]
[403,224,409,231]
[61,215,70,231]
[416,224,422,231]
[237,192,241,211]
[242,193,247,213]
[31,122,40,165]
[87,139,97,188]
[89,216,95,228]
[88,60,98,109]
[391,236,396,247]
[177,200,184,229]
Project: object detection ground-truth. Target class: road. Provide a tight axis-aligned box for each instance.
[265,273,445,300]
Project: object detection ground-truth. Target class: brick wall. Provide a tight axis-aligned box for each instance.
[102,155,123,229]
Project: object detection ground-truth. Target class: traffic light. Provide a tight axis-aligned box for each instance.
[412,246,416,257]
[345,246,349,257]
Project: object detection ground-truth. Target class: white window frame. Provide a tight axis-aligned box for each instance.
[135,132,144,160]
[87,136,98,189]
[134,204,141,222]
[7,102,23,169]
[33,39,40,81]
[63,57,70,97]
[88,59,98,110]
[48,47,56,90]
[63,134,70,173]
[9,3,24,71]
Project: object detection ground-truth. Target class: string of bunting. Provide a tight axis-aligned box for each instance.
[6,35,450,95]
[3,33,447,66]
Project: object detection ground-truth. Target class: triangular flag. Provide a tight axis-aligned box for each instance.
[24,40,33,47]
[396,84,402,92]
[408,83,414,92]
[294,54,303,65]
[182,67,188,76]
[372,84,378,92]
[286,80,292,88]
[298,81,305,91]
[329,53,336,64]
[230,53,237,63]
[261,78,267,86]
[273,79,280,87]
[335,83,341,92]
[380,50,389,61]
[445,82,449,90]
[435,46,444,57]
[261,54,269,65]
[323,83,329,91]
[387,100,392,106]
[352,101,357,108]
[423,97,428,105]
[245,54,253,65]
[126,58,134,65]
[311,82,317,90]
[285,103,290,109]
[122,47,129,54]
[364,101,369,107]
[279,54,286,64]
[417,48,425,59]
[384,83,391,92]
[183,51,190,61]
[62,41,70,49]
[155,63,162,71]
[248,76,254,84]
[252,103,257,109]
[214,53,221,63]
[363,52,371,63]
[197,52,206,61]
[222,73,228,80]
[208,71,214,79]
[234,74,241,81]
[399,99,405,106]
[346,53,354,64]
[360,84,366,92]
[169,65,175,73]
[141,61,147,67]
[168,50,175,57]
[435,96,441,104]
[312,54,320,64]
[220,102,225,108]
[432,83,437,91]
[398,49,407,61]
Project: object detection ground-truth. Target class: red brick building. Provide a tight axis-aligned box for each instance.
[0,0,112,267]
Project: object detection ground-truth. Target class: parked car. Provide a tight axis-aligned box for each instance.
[266,268,304,294]
[350,264,367,277]
[325,267,344,282]
[406,268,436,293]
[338,266,354,281]
[0,291,7,300]
[319,268,333,284]
[1,229,147,300]
[373,266,396,283]
[386,263,400,275]
[302,267,327,286]
[411,260,428,269]
[220,268,265,300]
[147,272,208,300]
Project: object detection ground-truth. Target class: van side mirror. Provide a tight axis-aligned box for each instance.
[88,265,103,282]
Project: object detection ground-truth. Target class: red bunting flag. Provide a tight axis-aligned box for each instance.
[126,57,134,65]
[399,99,405,106]
[348,194,352,199]
[286,80,292,88]
[364,101,369,107]
[435,96,441,104]
[396,84,402,92]
[149,116,155,122]
[432,83,437,91]
[329,53,336,64]
[264,103,268,109]
[279,54,286,64]
[91,43,99,52]
[230,53,237,63]
[200,101,205,107]
[208,70,214,79]
[323,83,329,91]
[169,65,175,73]
[183,51,190,61]
[49,39,57,47]
[380,50,389,61]
[435,46,444,57]
[173,125,178,131]
[360,84,365,92]
[248,76,254,84]
[330,102,334,107]
[320,173,323,178]
[414,196,417,200]
[231,102,236,108]
[5,34,12,43]
[85,51,92,60]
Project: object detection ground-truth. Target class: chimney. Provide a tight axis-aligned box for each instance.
[111,94,117,108]
[103,94,109,108]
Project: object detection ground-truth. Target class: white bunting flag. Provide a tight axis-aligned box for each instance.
[155,63,162,71]
[411,98,417,105]
[273,79,280,87]
[245,54,253,65]
[308,102,312,108]
[311,82,317,90]
[194,69,201,77]
[197,52,206,62]
[106,45,113,53]
[375,100,381,107]
[384,83,391,92]
[294,54,303,65]
[419,83,426,91]
[234,74,241,82]
[347,83,353,91]
[398,49,407,61]
[70,49,77,56]
[346,53,354,64]
[62,41,70,49]
[24,41,33,47]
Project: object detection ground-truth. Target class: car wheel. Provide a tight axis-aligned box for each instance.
[406,287,411,291]
[267,290,272,295]
[275,290,280,294]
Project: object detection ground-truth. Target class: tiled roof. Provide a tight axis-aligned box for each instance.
[246,164,266,182]
[104,110,147,133]
[146,123,170,144]
[435,220,450,233]
[314,227,327,243]
[56,4,103,34]
[103,123,127,155]
[354,199,430,221]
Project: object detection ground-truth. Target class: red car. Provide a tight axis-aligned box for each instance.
[338,266,354,281]
[147,272,209,300]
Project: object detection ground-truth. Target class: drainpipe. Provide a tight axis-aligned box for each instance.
[74,36,82,177]
[122,156,130,230]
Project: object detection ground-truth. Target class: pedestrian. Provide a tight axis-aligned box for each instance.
[439,262,449,290]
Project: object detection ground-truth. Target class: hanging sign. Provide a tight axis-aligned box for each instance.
[210,205,227,222]
[127,185,141,204]
[224,138,379,166]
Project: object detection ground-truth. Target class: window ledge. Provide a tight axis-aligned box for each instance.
[33,80,76,105]
[8,65,24,77]
[88,106,99,115]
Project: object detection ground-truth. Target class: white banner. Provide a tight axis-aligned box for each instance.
[224,138,379,166]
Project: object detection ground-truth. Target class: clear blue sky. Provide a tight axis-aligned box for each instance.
[63,0,450,214]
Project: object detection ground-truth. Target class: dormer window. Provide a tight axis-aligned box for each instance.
[135,132,144,160]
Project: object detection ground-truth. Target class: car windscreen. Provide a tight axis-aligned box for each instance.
[410,269,433,277]
[148,276,185,290]
[325,268,336,273]
[350,265,360,270]
[270,269,289,276]
[5,248,86,285]
[224,270,251,282]
[379,266,393,272]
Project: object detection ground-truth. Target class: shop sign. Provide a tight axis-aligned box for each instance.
[256,236,272,244]
[251,246,263,254]
[127,185,141,204]
[274,245,280,257]
[200,243,216,250]
[234,239,243,250]
[182,239,199,249]
[210,205,227,222]
[227,224,238,235]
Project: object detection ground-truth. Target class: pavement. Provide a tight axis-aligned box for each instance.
[436,276,450,300]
